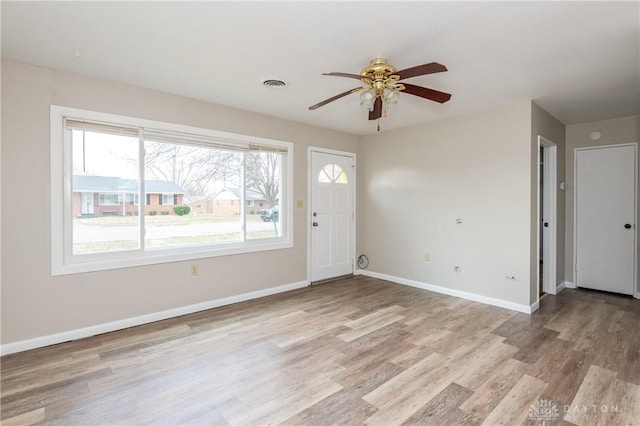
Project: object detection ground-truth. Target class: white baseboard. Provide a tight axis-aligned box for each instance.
[0,280,309,356]
[356,270,535,314]
[635,292,639,300]
[556,281,567,293]
[530,300,540,313]
[564,281,576,289]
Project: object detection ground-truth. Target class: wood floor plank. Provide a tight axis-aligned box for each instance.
[459,357,529,420]
[541,348,592,409]
[453,339,519,390]
[544,300,594,341]
[564,364,617,426]
[480,374,548,426]
[364,353,461,425]
[224,377,343,425]
[602,379,640,425]
[285,388,378,425]
[338,305,406,342]
[364,352,448,407]
[400,382,474,426]
[335,361,405,397]
[0,407,45,426]
[0,367,111,421]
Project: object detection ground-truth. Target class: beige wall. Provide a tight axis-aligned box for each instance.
[0,60,359,344]
[530,102,566,302]
[564,115,639,292]
[358,101,534,307]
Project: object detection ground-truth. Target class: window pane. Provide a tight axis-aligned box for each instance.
[143,140,243,249]
[335,170,348,184]
[246,152,282,239]
[318,168,332,183]
[71,130,140,255]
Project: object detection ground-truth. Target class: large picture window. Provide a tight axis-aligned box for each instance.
[51,106,292,275]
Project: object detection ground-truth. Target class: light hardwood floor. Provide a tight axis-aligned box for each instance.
[1,276,639,425]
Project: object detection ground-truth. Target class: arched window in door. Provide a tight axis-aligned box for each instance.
[318,164,348,184]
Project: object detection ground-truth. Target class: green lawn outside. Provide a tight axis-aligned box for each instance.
[72,214,278,254]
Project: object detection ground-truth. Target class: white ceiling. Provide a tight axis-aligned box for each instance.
[2,1,638,135]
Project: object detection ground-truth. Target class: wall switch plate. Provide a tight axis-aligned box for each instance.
[191,264,199,276]
[296,199,303,208]
[424,252,431,261]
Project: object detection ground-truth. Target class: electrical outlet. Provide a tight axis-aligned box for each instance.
[424,252,431,262]
[191,264,199,276]
[296,199,303,208]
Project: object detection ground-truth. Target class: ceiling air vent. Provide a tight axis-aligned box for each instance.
[262,79,287,89]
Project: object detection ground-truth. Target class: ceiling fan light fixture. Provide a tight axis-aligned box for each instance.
[383,87,399,105]
[359,88,376,110]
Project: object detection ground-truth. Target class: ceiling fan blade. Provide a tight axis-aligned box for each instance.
[322,72,363,80]
[396,62,447,80]
[308,87,363,110]
[369,97,382,120]
[402,83,451,103]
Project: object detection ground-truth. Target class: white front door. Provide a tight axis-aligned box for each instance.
[82,192,94,215]
[575,144,636,295]
[310,150,355,282]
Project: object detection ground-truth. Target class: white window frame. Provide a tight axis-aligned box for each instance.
[50,105,293,276]
[161,194,175,206]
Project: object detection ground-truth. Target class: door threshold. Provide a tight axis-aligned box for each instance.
[311,274,354,286]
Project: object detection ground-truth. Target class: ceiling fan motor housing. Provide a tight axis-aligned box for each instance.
[360,58,405,99]
[360,58,397,87]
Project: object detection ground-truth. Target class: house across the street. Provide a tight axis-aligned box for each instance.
[72,175,185,216]
[187,187,267,216]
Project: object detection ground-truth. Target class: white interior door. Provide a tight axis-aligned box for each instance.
[539,138,557,295]
[310,150,355,282]
[575,144,636,295]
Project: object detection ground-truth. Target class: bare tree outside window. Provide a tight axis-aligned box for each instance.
[144,141,240,198]
[245,151,281,208]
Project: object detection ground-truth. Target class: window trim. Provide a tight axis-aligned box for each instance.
[51,105,293,276]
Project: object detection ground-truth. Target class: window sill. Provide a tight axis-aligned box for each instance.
[51,239,293,276]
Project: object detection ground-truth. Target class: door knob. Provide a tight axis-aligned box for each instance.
[312,222,318,227]
[624,223,632,229]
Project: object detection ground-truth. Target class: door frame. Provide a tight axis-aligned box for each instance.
[537,136,558,297]
[307,147,357,283]
[573,143,638,298]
